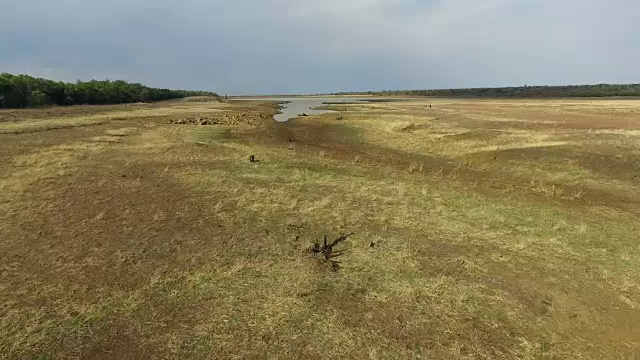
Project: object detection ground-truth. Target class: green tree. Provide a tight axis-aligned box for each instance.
[28,90,50,107]
[0,72,218,109]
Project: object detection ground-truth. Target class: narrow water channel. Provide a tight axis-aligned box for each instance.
[235,97,373,122]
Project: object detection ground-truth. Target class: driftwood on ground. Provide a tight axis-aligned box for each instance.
[312,233,354,271]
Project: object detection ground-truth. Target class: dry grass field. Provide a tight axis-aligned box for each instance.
[1,97,640,359]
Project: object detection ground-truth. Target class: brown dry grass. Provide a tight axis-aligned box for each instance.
[1,97,639,359]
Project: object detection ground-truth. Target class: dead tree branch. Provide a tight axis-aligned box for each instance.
[312,233,354,271]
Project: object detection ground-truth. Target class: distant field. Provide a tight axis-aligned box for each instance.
[1,97,639,359]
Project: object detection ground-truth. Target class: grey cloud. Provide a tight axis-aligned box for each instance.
[1,0,638,94]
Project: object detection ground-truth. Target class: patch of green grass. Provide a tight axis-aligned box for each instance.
[189,127,230,144]
[0,117,107,134]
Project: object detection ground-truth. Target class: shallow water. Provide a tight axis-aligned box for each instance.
[236,97,373,122]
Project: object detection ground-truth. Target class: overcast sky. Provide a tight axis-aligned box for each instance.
[1,0,639,94]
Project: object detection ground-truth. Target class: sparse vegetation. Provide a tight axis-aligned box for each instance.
[1,97,640,359]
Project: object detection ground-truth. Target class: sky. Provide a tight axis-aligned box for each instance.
[1,0,639,94]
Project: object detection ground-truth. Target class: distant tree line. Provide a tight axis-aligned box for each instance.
[334,84,640,98]
[0,73,218,108]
